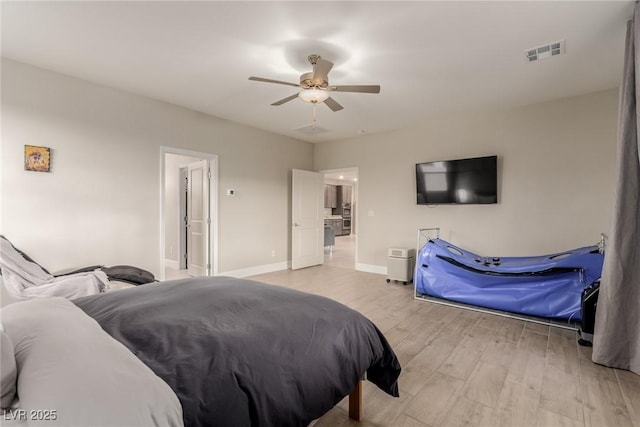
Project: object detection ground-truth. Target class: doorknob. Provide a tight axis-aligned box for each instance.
[293,222,300,227]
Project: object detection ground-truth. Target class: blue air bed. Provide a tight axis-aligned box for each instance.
[414,238,604,321]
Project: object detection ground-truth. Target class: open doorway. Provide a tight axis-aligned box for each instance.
[161,147,218,281]
[322,167,358,270]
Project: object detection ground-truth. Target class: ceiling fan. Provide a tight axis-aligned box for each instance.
[248,54,381,112]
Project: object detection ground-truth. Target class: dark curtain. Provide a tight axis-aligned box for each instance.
[592,4,640,376]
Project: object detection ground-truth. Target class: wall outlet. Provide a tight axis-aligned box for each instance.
[271,250,276,258]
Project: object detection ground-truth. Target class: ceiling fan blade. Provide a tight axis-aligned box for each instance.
[312,58,334,84]
[324,97,344,112]
[249,76,300,88]
[329,85,381,94]
[271,93,300,106]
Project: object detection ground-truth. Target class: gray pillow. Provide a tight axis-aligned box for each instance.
[0,326,17,409]
[1,298,184,426]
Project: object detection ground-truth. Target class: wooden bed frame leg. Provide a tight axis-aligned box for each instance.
[348,380,363,421]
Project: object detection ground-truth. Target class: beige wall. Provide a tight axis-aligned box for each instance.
[0,58,619,277]
[315,89,619,271]
[1,59,313,277]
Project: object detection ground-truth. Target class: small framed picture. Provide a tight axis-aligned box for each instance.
[24,145,51,172]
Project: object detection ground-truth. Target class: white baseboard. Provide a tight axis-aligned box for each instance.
[355,263,387,275]
[164,259,179,269]
[219,261,290,278]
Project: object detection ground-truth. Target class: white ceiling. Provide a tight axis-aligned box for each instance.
[1,1,633,143]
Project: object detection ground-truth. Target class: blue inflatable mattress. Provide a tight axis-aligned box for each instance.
[414,238,604,321]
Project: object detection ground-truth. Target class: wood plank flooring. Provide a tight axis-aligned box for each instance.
[249,263,640,427]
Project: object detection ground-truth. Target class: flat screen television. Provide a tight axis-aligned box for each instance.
[416,155,498,205]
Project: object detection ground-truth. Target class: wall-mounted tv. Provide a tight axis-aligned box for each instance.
[416,155,498,205]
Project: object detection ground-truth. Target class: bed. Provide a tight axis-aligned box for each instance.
[414,238,604,321]
[1,276,401,427]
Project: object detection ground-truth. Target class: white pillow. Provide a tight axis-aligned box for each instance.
[1,298,184,426]
[0,325,17,409]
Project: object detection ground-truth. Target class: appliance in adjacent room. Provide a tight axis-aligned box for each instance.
[342,203,351,217]
[342,203,351,235]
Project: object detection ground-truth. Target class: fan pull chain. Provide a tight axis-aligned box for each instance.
[312,103,317,130]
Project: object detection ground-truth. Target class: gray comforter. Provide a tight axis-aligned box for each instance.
[74,276,401,427]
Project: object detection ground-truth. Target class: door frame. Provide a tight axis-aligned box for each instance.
[160,146,219,280]
[320,167,359,268]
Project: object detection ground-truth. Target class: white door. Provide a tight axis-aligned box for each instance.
[187,160,210,276]
[291,169,324,270]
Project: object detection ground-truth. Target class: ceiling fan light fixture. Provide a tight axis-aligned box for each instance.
[298,89,329,103]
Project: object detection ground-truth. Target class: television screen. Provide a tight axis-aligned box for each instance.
[416,155,498,205]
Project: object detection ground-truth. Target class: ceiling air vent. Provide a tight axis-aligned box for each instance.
[525,40,565,62]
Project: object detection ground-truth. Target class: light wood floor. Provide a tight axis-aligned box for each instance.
[249,264,640,427]
[324,234,356,269]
